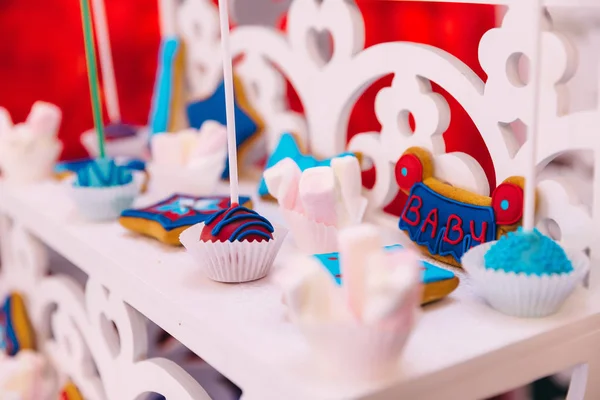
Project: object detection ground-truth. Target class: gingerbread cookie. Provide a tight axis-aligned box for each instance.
[395,147,527,267]
[187,76,263,179]
[258,133,356,199]
[149,36,186,135]
[0,293,35,356]
[313,244,459,305]
[60,381,84,400]
[119,194,252,246]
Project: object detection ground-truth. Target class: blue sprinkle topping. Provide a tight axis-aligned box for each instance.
[74,158,133,188]
[500,199,509,210]
[207,205,274,242]
[401,167,408,177]
[484,227,573,276]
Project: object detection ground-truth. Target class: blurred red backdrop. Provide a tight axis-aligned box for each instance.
[0,0,496,199]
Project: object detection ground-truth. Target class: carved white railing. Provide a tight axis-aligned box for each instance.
[178,0,597,269]
[0,215,211,400]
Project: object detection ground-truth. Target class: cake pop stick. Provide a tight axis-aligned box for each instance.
[217,0,239,205]
[331,157,368,225]
[91,0,120,123]
[299,167,337,226]
[523,0,544,231]
[79,0,106,158]
[264,158,302,211]
[339,225,382,320]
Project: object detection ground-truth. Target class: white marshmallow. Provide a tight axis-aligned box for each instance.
[299,166,337,226]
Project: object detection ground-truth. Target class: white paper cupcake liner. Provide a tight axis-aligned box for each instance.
[281,208,339,254]
[462,241,589,318]
[147,156,224,197]
[180,223,288,283]
[81,127,149,159]
[66,173,142,221]
[296,285,421,382]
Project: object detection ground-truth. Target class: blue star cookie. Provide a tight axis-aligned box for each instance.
[119,194,252,246]
[313,244,459,305]
[258,133,355,197]
[186,77,261,179]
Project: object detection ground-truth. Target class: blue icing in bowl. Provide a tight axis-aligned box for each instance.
[74,158,133,188]
[484,228,573,276]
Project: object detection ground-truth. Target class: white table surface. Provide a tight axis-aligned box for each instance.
[1,180,599,400]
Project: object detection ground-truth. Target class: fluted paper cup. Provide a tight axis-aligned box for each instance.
[180,223,288,283]
[462,241,589,318]
[147,155,224,198]
[66,173,143,221]
[281,208,339,254]
[296,284,421,382]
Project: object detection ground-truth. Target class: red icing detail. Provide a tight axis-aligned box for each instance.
[421,208,438,239]
[395,153,423,191]
[470,220,488,245]
[200,206,273,243]
[328,256,338,260]
[401,195,422,227]
[443,214,464,245]
[491,182,524,225]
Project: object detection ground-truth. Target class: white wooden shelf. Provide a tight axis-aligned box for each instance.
[2,180,600,399]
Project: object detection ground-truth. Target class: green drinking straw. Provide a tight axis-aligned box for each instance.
[79,0,106,158]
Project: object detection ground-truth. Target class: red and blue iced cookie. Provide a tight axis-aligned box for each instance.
[0,293,35,356]
[313,244,459,305]
[119,194,252,246]
[395,147,526,267]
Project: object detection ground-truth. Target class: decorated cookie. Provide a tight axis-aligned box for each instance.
[258,133,355,198]
[150,36,186,135]
[314,244,458,305]
[0,293,35,356]
[395,147,526,267]
[120,194,252,246]
[60,381,84,400]
[187,76,263,179]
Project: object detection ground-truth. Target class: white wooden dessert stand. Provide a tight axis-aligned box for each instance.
[2,0,600,398]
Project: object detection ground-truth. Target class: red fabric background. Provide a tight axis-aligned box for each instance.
[0,0,495,200]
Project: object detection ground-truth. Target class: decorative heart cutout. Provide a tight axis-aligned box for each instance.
[306,28,334,66]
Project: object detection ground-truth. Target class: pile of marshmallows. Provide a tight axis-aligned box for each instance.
[148,121,228,196]
[265,156,367,253]
[278,225,422,380]
[0,102,62,183]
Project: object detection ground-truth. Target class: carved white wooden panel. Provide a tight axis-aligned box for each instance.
[0,216,211,400]
[175,0,596,263]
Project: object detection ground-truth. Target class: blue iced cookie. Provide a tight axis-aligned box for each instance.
[119,194,252,246]
[313,244,459,305]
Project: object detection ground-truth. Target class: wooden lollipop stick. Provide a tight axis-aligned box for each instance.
[217,0,239,204]
[523,0,544,231]
[91,0,120,123]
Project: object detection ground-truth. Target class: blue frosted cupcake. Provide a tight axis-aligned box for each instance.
[67,158,141,221]
[462,228,588,317]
